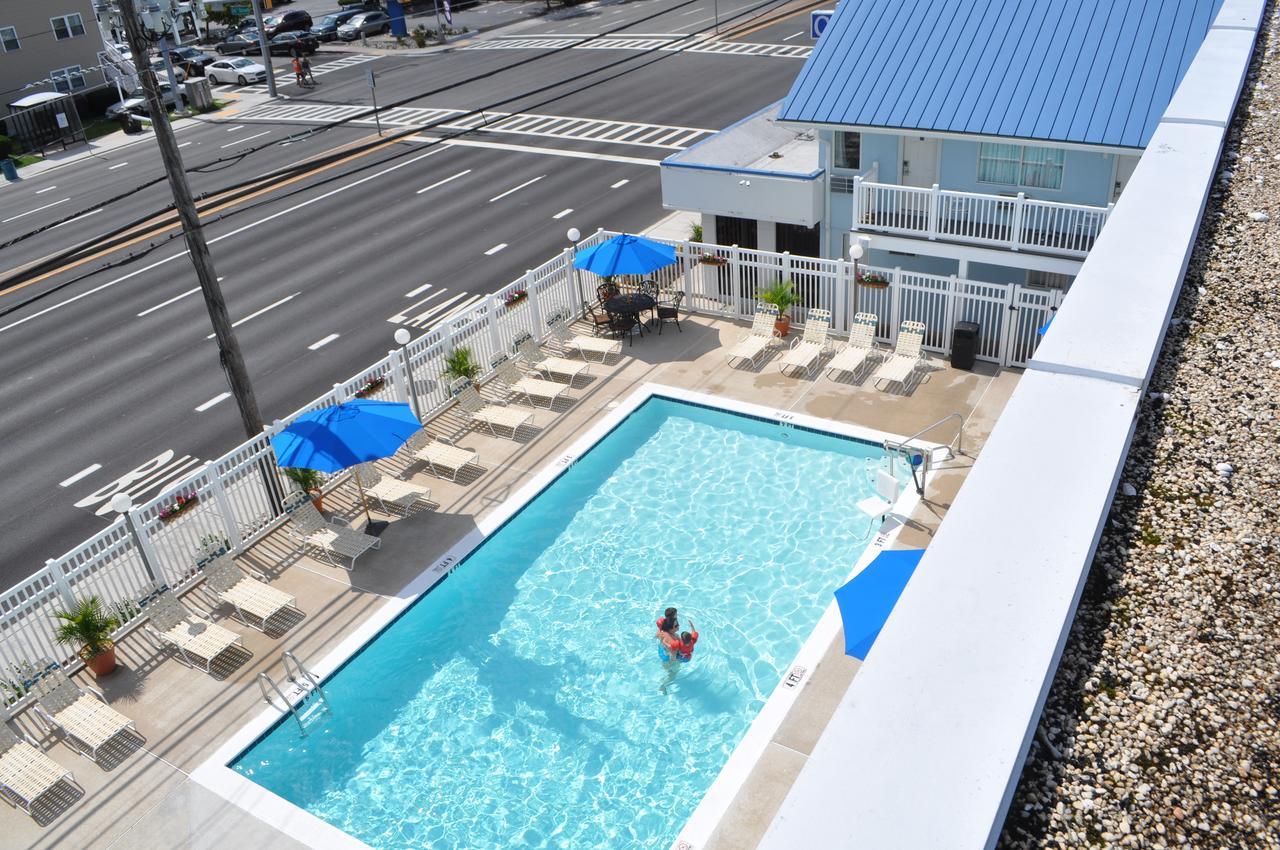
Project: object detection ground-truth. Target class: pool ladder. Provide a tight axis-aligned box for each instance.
[257,650,330,736]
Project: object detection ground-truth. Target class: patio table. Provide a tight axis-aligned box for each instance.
[604,293,656,332]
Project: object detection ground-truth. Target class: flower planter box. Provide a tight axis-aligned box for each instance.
[158,493,199,523]
[504,291,528,308]
[354,377,387,398]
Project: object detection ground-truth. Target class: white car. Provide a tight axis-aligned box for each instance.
[205,57,267,86]
[105,83,185,119]
[149,56,186,83]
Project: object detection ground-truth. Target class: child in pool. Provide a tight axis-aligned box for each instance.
[673,622,698,663]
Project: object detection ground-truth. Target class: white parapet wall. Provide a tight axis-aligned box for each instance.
[753,0,1267,848]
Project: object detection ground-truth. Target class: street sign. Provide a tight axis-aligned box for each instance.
[810,10,833,39]
[367,69,376,88]
[442,0,453,26]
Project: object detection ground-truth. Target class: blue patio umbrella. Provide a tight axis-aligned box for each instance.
[834,548,925,660]
[272,399,421,526]
[1037,315,1055,336]
[573,234,677,278]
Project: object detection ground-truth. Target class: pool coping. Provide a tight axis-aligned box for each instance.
[191,382,932,850]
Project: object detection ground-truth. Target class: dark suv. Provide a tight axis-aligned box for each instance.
[311,9,366,42]
[262,10,313,38]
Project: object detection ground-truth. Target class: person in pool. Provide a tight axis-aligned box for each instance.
[655,607,679,662]
[673,622,698,663]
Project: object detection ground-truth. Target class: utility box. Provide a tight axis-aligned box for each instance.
[185,77,214,111]
[951,321,979,370]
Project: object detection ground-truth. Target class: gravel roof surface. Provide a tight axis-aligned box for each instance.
[996,9,1279,850]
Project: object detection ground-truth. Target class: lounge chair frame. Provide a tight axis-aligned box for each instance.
[778,308,834,378]
[404,430,477,482]
[31,670,139,762]
[825,312,884,380]
[203,555,298,632]
[872,320,930,391]
[143,591,245,673]
[284,499,382,569]
[353,463,433,516]
[726,306,780,369]
[491,356,570,409]
[451,380,535,438]
[0,722,78,815]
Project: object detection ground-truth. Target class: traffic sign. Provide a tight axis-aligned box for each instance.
[442,0,453,26]
[811,10,833,39]
[367,69,376,88]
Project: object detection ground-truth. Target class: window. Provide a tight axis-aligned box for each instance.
[834,131,861,170]
[51,13,86,40]
[0,26,18,52]
[51,65,86,92]
[978,143,1064,190]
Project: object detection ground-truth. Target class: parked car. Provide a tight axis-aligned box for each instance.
[268,31,319,55]
[261,10,313,38]
[205,57,267,86]
[166,45,216,76]
[149,56,187,83]
[338,11,391,40]
[311,9,365,41]
[215,34,261,55]
[105,83,184,119]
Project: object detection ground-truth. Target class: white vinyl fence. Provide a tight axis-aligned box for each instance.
[0,228,1060,714]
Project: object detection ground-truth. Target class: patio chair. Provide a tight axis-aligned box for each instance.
[778,309,834,378]
[516,337,589,383]
[451,380,535,438]
[825,312,883,380]
[143,591,246,673]
[596,281,620,305]
[0,721,78,816]
[872,320,929,391]
[582,302,613,336]
[550,317,622,362]
[491,356,571,409]
[405,430,478,481]
[31,670,138,762]
[285,500,382,570]
[725,306,780,369]
[655,290,683,334]
[353,462,433,515]
[203,555,298,632]
[606,310,642,346]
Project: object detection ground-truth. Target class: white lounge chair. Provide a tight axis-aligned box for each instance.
[0,722,78,816]
[353,462,433,515]
[778,308,834,378]
[285,500,382,569]
[726,306,780,369]
[404,430,477,482]
[516,337,588,383]
[550,317,622,363]
[451,380,534,438]
[492,357,571,409]
[31,670,138,762]
[825,312,883,380]
[144,591,246,673]
[872,320,929,391]
[203,555,298,632]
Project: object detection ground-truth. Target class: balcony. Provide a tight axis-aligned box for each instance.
[851,178,1113,258]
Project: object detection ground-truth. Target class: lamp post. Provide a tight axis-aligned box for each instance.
[110,493,160,585]
[849,242,864,321]
[394,327,422,422]
[567,227,583,310]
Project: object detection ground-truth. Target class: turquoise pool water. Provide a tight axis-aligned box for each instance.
[232,397,895,849]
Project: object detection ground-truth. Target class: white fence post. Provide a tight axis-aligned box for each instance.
[944,275,959,348]
[204,463,244,553]
[45,559,78,610]
[487,297,504,353]
[126,511,164,587]
[852,175,863,230]
[890,267,902,341]
[731,245,744,317]
[389,347,411,405]
[524,270,542,332]
[1011,192,1026,251]
[928,183,940,240]
[834,259,850,334]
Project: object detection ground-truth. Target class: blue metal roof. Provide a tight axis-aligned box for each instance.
[779,0,1223,148]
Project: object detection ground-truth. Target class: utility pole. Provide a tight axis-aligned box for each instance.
[251,0,278,98]
[117,0,264,439]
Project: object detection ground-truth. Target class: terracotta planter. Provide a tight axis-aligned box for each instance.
[309,491,324,513]
[81,643,117,677]
[774,315,791,338]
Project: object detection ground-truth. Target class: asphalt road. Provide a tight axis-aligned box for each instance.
[0,0,815,589]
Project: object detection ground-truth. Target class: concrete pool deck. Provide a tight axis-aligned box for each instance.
[4,313,1018,850]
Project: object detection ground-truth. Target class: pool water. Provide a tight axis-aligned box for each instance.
[232,397,896,850]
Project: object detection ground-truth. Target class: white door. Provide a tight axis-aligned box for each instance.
[901,136,940,188]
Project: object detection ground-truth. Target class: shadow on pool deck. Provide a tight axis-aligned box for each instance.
[1,313,1018,850]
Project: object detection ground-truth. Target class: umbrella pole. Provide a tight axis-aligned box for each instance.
[356,476,374,527]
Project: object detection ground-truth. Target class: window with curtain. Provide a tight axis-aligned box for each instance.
[51,13,85,40]
[51,65,86,92]
[0,26,19,52]
[978,143,1064,189]
[834,131,861,170]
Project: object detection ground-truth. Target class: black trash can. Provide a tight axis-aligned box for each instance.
[0,158,17,182]
[951,321,979,370]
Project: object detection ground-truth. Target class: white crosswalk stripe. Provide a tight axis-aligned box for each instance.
[233,54,380,91]
[73,453,206,517]
[232,102,714,149]
[462,36,811,59]
[389,291,487,328]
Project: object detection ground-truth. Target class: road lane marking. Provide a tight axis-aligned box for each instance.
[226,125,245,132]
[485,243,507,255]
[206,292,299,338]
[2,198,70,223]
[177,141,192,148]
[59,464,102,488]
[221,130,270,148]
[50,208,105,229]
[783,31,805,41]
[308,333,340,350]
[553,208,573,219]
[488,174,544,203]
[75,451,204,516]
[138,286,201,316]
[0,148,441,336]
[404,282,432,297]
[611,178,630,188]
[35,186,58,194]
[195,392,231,412]
[108,162,130,170]
[417,169,471,194]
[392,288,447,322]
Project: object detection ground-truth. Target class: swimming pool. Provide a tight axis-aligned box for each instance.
[226,393,906,850]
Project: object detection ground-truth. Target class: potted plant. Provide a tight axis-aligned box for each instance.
[284,467,325,512]
[757,279,801,337]
[443,346,481,384]
[689,222,704,243]
[53,596,121,677]
[858,271,890,289]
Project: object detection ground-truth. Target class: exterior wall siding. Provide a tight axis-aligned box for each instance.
[938,139,1116,207]
[0,0,107,103]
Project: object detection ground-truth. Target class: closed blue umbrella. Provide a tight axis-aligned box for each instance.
[834,548,925,660]
[573,234,677,278]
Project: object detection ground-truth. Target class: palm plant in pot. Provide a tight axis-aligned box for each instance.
[54,595,121,677]
[757,279,801,337]
[284,466,325,512]
[443,345,481,384]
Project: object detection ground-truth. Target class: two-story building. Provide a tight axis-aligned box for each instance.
[0,0,109,104]
[661,0,1224,290]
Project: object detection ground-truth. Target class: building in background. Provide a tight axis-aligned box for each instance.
[0,0,109,104]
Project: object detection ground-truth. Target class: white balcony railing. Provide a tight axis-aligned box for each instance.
[851,178,1113,258]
